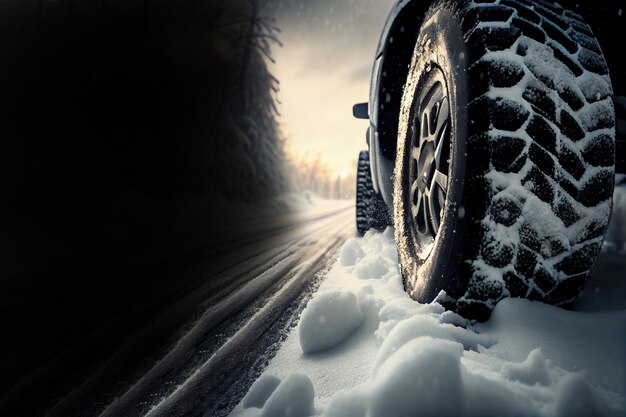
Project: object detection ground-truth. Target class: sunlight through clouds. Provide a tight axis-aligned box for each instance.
[272,0,396,178]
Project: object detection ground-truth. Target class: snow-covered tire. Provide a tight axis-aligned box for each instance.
[394,0,616,320]
[356,150,389,236]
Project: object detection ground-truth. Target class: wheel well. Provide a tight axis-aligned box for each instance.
[376,0,431,161]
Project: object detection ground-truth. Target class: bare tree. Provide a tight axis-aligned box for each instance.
[285,152,356,199]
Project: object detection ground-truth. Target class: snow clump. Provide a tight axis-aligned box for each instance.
[501,348,551,386]
[339,238,365,266]
[241,375,281,409]
[261,374,315,417]
[368,337,465,417]
[299,291,364,354]
[235,374,315,417]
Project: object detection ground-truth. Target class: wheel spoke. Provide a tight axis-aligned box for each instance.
[428,190,440,233]
[411,179,419,198]
[437,187,446,216]
[435,96,449,141]
[406,71,451,246]
[432,169,448,194]
[424,84,444,121]
[434,120,449,167]
[422,194,431,236]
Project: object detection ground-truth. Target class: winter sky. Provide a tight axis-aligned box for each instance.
[272,0,396,178]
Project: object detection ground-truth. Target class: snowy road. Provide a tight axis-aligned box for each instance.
[46,200,355,417]
[229,189,626,417]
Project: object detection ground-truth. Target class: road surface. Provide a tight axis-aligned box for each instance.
[15,200,354,417]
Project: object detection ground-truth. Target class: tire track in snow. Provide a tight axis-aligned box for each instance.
[41,204,352,417]
[87,207,353,417]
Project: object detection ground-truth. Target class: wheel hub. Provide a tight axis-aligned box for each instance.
[409,68,451,248]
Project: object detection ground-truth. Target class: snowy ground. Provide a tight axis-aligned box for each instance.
[228,188,626,417]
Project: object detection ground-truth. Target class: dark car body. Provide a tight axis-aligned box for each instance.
[364,0,626,210]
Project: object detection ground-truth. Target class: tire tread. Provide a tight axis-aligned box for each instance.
[453,0,616,319]
[356,150,389,235]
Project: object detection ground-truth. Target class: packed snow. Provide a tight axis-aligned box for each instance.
[228,188,626,417]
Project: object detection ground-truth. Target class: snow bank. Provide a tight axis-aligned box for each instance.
[299,291,364,354]
[229,226,626,417]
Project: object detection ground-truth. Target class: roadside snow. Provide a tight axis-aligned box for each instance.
[299,291,364,354]
[229,201,626,417]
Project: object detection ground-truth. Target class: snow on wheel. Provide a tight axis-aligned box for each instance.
[355,150,389,236]
[394,0,616,320]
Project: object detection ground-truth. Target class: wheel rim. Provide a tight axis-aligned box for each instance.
[409,68,451,254]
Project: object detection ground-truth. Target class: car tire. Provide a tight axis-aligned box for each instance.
[394,0,616,320]
[356,150,390,236]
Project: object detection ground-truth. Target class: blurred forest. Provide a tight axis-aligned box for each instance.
[287,152,356,199]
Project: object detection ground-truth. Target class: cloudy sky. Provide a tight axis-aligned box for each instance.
[272,0,397,178]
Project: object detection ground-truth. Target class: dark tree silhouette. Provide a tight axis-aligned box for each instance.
[0,0,287,206]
